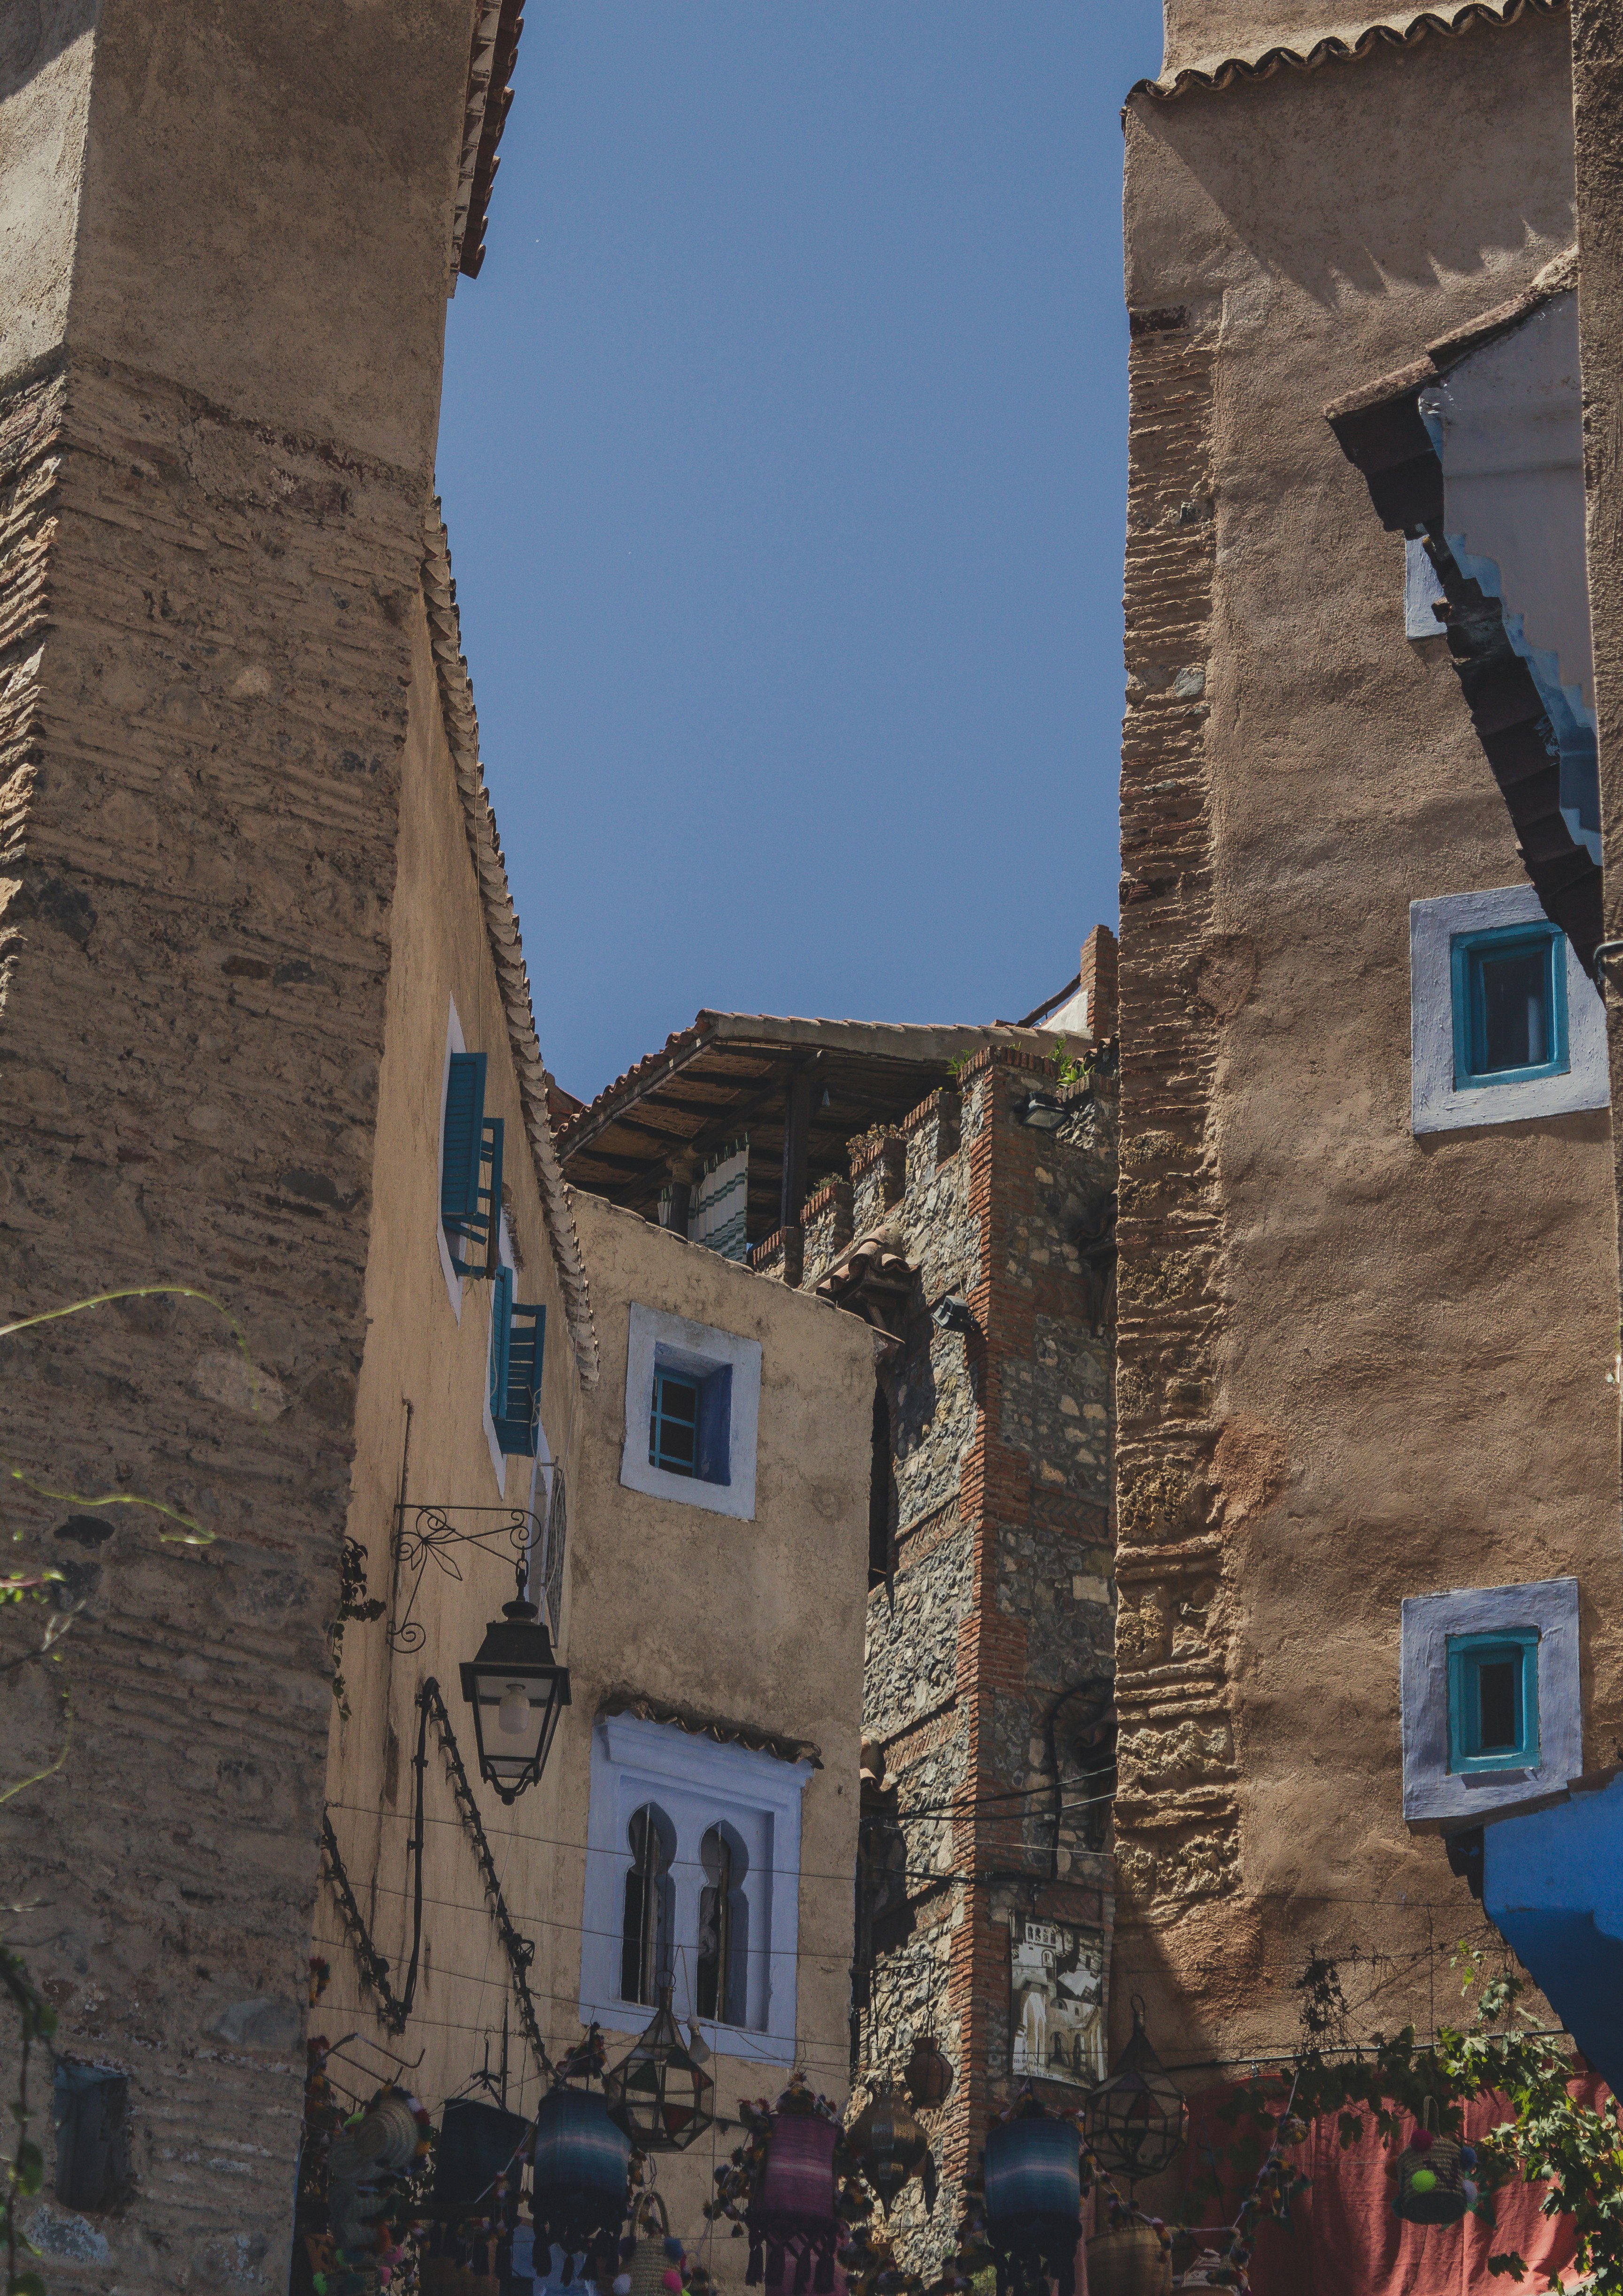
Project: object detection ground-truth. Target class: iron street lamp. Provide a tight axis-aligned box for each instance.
[459,1596,571,1803]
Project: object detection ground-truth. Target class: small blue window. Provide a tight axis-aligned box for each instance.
[489,1265,545,1456]
[1447,1630,1539,1773]
[1449,923,1568,1090]
[649,1359,732,1486]
[442,1052,505,1278]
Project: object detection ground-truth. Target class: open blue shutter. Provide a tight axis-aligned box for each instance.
[442,1053,504,1277]
[488,1264,513,1429]
[493,1299,546,1457]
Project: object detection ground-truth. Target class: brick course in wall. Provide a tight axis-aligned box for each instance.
[775,1046,1119,2270]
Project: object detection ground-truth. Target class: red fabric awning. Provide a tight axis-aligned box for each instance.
[1182,2078,1610,2294]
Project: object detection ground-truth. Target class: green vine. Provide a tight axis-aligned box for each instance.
[328,1540,385,1722]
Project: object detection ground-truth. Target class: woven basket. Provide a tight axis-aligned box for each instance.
[628,2190,674,2296]
[1085,2225,1171,2296]
[1395,2101,1469,2227]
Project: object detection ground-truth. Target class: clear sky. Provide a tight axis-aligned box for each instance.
[436,2,1166,1103]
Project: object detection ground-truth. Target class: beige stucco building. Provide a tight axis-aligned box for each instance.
[1114,0,1623,2203]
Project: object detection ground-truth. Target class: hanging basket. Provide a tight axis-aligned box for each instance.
[628,2189,687,2296]
[745,2111,841,2294]
[1085,2226,1171,2296]
[1393,2099,1471,2227]
[983,2110,1083,2296]
[532,2086,632,2281]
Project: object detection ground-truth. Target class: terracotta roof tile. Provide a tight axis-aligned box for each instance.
[1129,0,1562,102]
[449,0,524,286]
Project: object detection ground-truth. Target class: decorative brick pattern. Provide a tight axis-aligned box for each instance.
[1113,314,1240,1924]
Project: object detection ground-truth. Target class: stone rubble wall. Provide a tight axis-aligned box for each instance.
[0,353,425,2291]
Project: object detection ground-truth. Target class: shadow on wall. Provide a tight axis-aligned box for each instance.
[1129,15,1575,313]
[1,4,95,101]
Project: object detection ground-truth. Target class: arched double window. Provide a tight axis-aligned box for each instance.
[696,1823,750,2027]
[620,1803,675,2007]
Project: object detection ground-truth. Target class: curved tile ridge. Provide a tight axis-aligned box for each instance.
[1130,0,1563,101]
[421,504,600,1390]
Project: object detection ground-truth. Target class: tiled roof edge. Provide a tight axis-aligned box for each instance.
[421,504,600,1390]
[599,1687,823,1768]
[449,0,524,286]
[1129,0,1563,103]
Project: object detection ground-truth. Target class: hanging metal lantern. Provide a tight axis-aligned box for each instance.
[983,2105,1084,2296]
[459,1599,571,1804]
[745,2107,842,2294]
[1393,2101,1472,2226]
[530,2084,631,2283]
[902,2035,954,2112]
[1084,1997,1187,2185]
[847,2083,932,2213]
[603,1985,715,2152]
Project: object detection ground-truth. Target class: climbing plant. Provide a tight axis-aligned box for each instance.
[1198,1968,1623,2291]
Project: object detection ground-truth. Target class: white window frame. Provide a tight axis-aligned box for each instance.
[1400,1576,1581,1827]
[437,998,467,1321]
[619,1303,762,1521]
[1410,886,1608,1134]
[580,1713,811,2064]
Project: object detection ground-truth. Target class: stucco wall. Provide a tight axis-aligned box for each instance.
[561,1191,873,2269]
[312,588,588,2146]
[1116,1,1623,2081]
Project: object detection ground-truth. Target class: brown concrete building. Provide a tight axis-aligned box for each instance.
[560,935,1120,2273]
[1114,0,1623,2201]
[0,12,872,2293]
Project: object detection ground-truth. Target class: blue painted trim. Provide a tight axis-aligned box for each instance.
[1449,924,1568,1092]
[1447,1627,1539,1772]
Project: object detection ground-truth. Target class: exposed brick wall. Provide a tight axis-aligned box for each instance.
[839,1049,1117,2271]
[1112,312,1241,1936]
[0,353,424,2289]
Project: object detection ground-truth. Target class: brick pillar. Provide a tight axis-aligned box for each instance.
[1079,922,1119,1042]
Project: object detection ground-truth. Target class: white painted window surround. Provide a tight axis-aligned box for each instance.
[1404,537,1447,639]
[437,998,466,1322]
[1400,1577,1581,1828]
[580,1713,812,2064]
[619,1302,762,1521]
[1410,885,1608,1134]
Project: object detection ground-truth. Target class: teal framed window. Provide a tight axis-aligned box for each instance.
[442,1051,505,1278]
[649,1369,700,1477]
[1447,1629,1539,1772]
[1450,923,1568,1091]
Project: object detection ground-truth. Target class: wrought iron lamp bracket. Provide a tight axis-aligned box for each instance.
[388,1485,554,1656]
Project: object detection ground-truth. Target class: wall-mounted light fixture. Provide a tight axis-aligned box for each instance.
[930,1294,975,1335]
[460,1596,571,1803]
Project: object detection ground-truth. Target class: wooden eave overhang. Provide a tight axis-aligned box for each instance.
[558,1012,1069,1240]
[1323,252,1600,971]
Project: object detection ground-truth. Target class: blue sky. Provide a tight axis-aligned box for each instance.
[436,3,1165,1102]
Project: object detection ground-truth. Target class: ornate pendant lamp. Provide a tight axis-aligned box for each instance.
[1084,1997,1187,2186]
[744,2103,842,2293]
[459,1598,571,1804]
[847,2084,932,2213]
[603,1986,715,2152]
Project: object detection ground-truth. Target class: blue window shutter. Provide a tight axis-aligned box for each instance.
[442,1054,505,1278]
[494,1298,545,1456]
[695,1365,733,1487]
[443,1054,487,1223]
[488,1264,513,1428]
